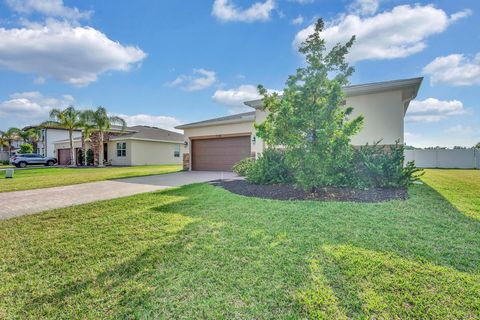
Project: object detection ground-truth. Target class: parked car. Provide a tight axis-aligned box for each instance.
[9,153,57,168]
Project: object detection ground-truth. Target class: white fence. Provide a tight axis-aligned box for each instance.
[405,149,480,169]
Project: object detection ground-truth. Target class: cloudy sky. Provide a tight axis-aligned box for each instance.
[0,0,478,147]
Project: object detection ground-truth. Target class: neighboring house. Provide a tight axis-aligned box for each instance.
[23,125,82,157]
[54,125,184,166]
[176,77,423,171]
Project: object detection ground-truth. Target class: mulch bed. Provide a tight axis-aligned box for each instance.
[210,179,407,203]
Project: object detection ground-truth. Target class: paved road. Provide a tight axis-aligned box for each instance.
[0,171,238,220]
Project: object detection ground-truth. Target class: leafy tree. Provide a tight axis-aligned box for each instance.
[474,142,480,149]
[0,127,21,157]
[20,143,33,154]
[82,107,126,166]
[255,19,363,191]
[42,106,83,166]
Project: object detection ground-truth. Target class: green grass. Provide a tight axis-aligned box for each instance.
[421,169,480,220]
[0,165,182,193]
[0,170,479,319]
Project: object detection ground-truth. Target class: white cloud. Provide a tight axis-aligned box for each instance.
[348,0,379,16]
[423,53,480,86]
[212,0,275,22]
[212,84,280,113]
[213,84,260,113]
[294,5,470,62]
[0,91,74,128]
[405,98,466,123]
[168,69,217,91]
[291,15,304,25]
[115,114,182,132]
[0,20,146,86]
[5,0,92,21]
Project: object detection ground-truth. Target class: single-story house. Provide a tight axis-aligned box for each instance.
[54,125,184,166]
[176,77,423,171]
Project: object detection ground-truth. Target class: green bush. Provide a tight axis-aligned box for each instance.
[233,157,254,176]
[20,143,33,154]
[86,149,94,166]
[246,149,292,185]
[354,141,424,188]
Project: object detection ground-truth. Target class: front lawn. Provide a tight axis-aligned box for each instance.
[0,165,182,193]
[422,169,480,220]
[0,170,478,318]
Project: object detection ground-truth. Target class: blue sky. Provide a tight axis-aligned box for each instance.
[0,0,479,147]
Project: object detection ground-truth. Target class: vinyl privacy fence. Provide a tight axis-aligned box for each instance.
[405,149,480,169]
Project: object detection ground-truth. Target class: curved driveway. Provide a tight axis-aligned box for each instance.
[0,171,238,220]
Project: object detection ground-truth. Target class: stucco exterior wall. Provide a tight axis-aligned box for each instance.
[347,90,404,145]
[126,140,182,165]
[44,129,82,157]
[108,140,133,166]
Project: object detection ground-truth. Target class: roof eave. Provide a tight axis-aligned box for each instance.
[175,116,255,129]
[244,77,424,109]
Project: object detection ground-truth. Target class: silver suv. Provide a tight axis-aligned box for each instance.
[10,153,57,168]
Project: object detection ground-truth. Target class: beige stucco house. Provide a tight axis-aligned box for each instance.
[176,77,423,171]
[54,125,184,166]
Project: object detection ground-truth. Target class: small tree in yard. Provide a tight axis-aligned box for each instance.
[20,143,33,154]
[255,19,363,191]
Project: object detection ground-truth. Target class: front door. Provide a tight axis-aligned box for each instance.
[103,143,108,163]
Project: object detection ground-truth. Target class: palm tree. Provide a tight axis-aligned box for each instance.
[18,129,31,143]
[28,128,42,153]
[83,107,126,167]
[79,112,96,166]
[42,106,83,166]
[0,127,20,157]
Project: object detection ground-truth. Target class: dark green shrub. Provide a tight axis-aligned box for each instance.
[233,157,254,176]
[86,149,94,165]
[355,141,423,188]
[246,149,292,185]
[20,143,33,154]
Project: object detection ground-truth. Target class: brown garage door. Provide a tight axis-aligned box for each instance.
[192,136,251,171]
[57,148,71,165]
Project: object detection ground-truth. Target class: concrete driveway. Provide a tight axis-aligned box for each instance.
[0,171,238,220]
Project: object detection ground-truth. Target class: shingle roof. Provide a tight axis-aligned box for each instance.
[175,111,255,129]
[110,125,184,142]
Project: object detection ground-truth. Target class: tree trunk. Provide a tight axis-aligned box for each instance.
[7,141,11,158]
[98,131,104,167]
[69,130,76,167]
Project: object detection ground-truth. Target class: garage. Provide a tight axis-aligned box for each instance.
[57,148,71,166]
[192,136,251,171]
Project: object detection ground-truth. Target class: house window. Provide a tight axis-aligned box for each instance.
[174,144,180,157]
[116,142,126,157]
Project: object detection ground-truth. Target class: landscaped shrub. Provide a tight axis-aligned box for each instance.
[354,141,424,188]
[20,143,33,154]
[246,149,293,185]
[233,157,254,176]
[86,149,94,166]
